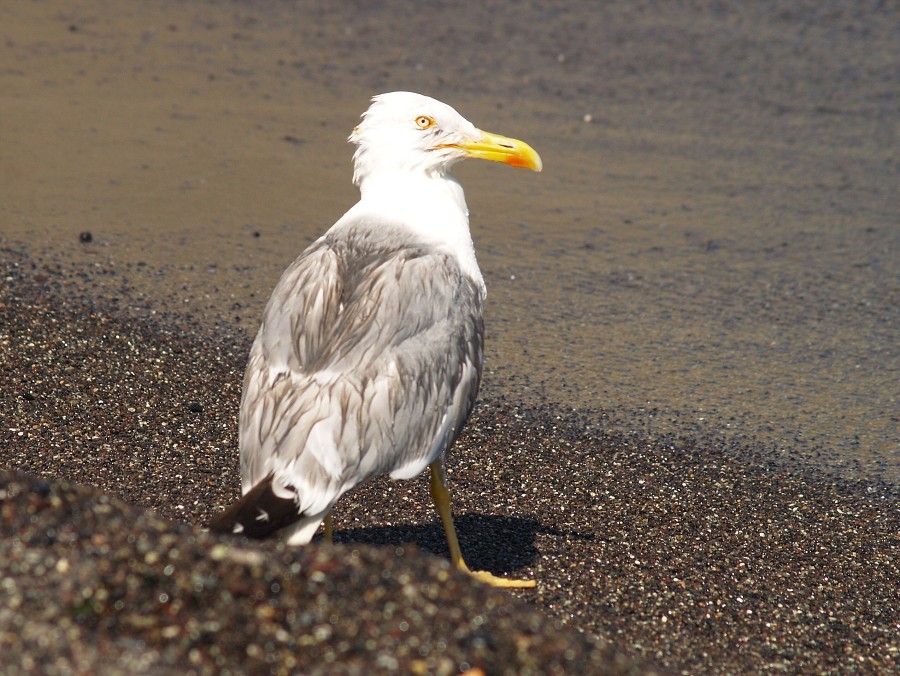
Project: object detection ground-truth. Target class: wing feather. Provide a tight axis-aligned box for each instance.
[239,221,484,521]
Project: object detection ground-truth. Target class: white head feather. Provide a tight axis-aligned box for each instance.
[349,92,481,186]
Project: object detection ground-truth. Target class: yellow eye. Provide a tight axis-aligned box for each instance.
[415,115,435,129]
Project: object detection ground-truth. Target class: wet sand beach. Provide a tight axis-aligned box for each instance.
[2,1,898,673]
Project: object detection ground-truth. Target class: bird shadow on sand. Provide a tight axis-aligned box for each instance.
[316,515,591,575]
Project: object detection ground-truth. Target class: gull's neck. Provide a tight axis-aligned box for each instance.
[335,170,485,291]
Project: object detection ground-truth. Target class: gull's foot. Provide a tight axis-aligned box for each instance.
[456,559,535,588]
[468,569,536,588]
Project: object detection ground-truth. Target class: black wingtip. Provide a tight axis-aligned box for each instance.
[208,474,303,540]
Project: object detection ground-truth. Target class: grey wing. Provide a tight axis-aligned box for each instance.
[238,235,484,519]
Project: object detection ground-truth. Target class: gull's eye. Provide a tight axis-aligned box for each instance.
[415,115,436,130]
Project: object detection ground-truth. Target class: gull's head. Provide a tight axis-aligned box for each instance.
[349,91,542,186]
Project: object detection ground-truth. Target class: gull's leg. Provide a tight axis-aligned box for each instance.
[429,458,535,588]
[323,511,334,544]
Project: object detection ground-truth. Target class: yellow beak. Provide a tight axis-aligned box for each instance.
[443,130,542,172]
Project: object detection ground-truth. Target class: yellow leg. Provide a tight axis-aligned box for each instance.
[323,511,333,544]
[429,459,535,589]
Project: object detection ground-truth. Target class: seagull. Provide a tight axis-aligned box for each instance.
[209,91,541,588]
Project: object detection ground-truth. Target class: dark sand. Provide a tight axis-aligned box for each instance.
[2,251,898,673]
[1,1,899,674]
